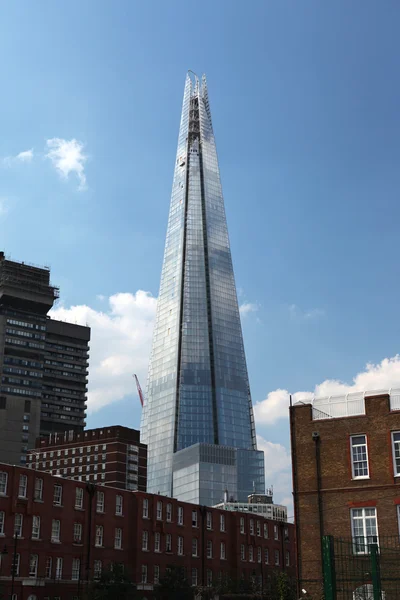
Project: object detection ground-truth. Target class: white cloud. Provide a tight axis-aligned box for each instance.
[289,304,325,320]
[239,302,259,317]
[3,148,34,166]
[46,138,88,190]
[50,290,157,413]
[254,355,400,426]
[16,149,33,162]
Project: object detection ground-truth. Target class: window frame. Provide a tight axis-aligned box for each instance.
[350,434,370,480]
[14,514,23,537]
[154,532,161,552]
[95,525,104,547]
[392,431,400,477]
[178,506,184,525]
[178,535,184,556]
[116,494,123,516]
[96,491,105,513]
[142,530,148,551]
[18,474,27,498]
[34,478,43,501]
[351,507,379,555]
[53,484,63,506]
[0,472,7,495]
[142,498,149,519]
[29,553,38,578]
[114,527,122,550]
[75,487,84,509]
[192,537,198,557]
[220,541,226,559]
[51,519,61,543]
[32,515,40,539]
[0,511,4,535]
[73,523,82,544]
[72,557,80,581]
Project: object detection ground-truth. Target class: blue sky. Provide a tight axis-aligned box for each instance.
[1,1,400,508]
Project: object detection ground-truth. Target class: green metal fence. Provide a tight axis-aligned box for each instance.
[323,535,400,600]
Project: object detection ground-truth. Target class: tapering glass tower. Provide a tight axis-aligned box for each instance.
[141,73,264,506]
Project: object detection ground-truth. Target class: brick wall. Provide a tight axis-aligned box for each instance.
[0,463,295,599]
[291,393,400,596]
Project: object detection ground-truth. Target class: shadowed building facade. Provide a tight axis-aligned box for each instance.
[141,73,264,505]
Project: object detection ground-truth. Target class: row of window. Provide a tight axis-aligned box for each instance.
[140,530,289,564]
[142,499,285,539]
[9,553,79,581]
[6,318,46,331]
[0,474,123,514]
[350,432,400,479]
[3,512,123,549]
[30,444,107,460]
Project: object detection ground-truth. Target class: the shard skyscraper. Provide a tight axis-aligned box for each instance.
[141,73,265,506]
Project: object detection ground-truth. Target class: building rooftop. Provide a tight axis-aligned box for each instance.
[294,388,400,420]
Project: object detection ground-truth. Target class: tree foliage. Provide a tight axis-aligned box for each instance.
[153,565,194,600]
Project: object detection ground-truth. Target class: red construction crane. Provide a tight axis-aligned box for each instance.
[134,374,144,408]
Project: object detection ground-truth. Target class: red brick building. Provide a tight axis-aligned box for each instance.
[0,463,295,599]
[27,425,147,492]
[290,389,400,596]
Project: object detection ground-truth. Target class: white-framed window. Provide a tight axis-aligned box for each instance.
[275,550,280,565]
[14,513,23,537]
[206,512,212,530]
[220,514,225,532]
[264,523,268,538]
[51,519,61,542]
[192,510,197,527]
[34,478,43,501]
[274,524,279,540]
[141,565,147,584]
[12,553,20,576]
[207,540,213,558]
[116,495,123,515]
[178,535,184,555]
[286,551,290,566]
[73,523,82,543]
[240,517,245,534]
[240,544,245,560]
[351,507,378,554]
[114,528,122,549]
[55,557,63,580]
[75,487,84,509]
[143,498,148,518]
[96,491,105,513]
[392,432,400,476]
[284,526,289,540]
[154,564,160,584]
[250,519,254,535]
[53,484,62,506]
[142,530,148,551]
[265,548,269,564]
[166,533,172,552]
[156,500,162,520]
[94,560,102,580]
[178,506,184,525]
[154,532,160,552]
[256,521,261,536]
[350,435,369,479]
[191,567,198,587]
[249,545,254,562]
[95,525,103,547]
[166,502,172,522]
[29,554,38,577]
[206,569,213,588]
[45,556,52,578]
[72,558,80,580]
[0,472,7,495]
[0,511,4,535]
[220,542,226,559]
[192,538,198,557]
[18,474,27,498]
[32,516,40,539]
[258,546,262,563]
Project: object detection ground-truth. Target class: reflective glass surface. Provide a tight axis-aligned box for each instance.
[141,74,263,498]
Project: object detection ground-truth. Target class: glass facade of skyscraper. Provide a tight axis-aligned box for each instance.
[141,73,264,503]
